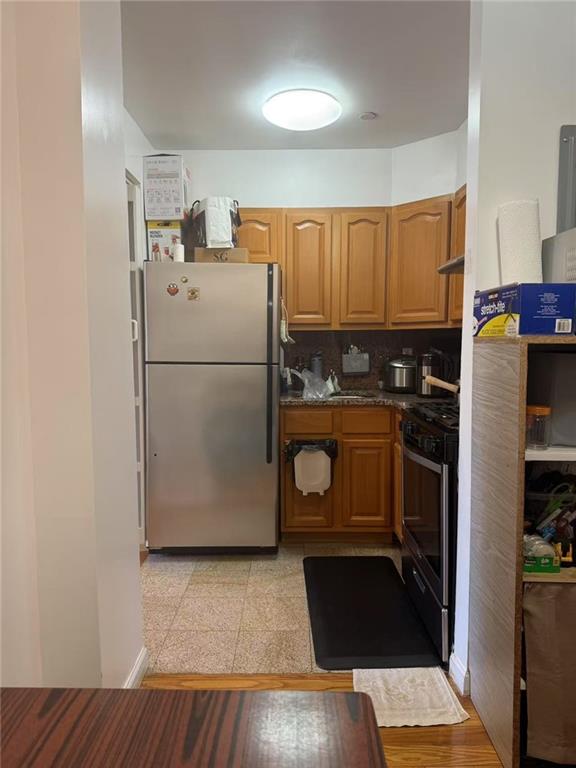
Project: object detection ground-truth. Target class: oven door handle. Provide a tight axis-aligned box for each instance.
[441,463,450,606]
[403,445,442,474]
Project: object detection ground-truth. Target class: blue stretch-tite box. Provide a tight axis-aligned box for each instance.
[473,283,576,337]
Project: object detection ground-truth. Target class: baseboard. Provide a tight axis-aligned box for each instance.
[449,652,470,695]
[123,646,149,689]
[281,532,394,544]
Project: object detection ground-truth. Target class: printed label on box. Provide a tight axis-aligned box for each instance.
[147,221,182,262]
[144,155,189,221]
[474,283,576,337]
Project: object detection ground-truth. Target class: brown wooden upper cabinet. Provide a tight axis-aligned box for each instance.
[448,185,466,322]
[339,211,387,325]
[388,198,451,325]
[239,199,462,330]
[237,209,282,264]
[285,211,332,325]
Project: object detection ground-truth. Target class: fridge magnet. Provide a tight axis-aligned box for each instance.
[167,283,179,296]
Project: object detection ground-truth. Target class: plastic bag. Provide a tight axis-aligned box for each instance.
[523,534,556,557]
[296,369,332,401]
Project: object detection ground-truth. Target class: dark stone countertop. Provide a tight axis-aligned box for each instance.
[280,389,446,410]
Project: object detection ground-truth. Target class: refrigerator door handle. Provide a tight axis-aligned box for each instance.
[266,264,273,364]
[265,265,274,464]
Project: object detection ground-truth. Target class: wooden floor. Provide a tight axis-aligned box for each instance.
[143,673,502,768]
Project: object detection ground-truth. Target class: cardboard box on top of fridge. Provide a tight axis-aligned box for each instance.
[143,155,192,221]
[473,283,576,337]
[147,220,182,262]
[194,247,249,263]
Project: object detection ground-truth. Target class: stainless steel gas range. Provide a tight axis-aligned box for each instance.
[401,403,459,663]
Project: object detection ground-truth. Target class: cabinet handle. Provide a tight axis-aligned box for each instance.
[131,319,139,343]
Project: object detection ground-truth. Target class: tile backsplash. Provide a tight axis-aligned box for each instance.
[282,329,462,390]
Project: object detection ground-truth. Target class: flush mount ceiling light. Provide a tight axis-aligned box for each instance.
[262,89,342,131]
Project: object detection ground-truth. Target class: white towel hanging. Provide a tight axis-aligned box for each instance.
[280,297,295,344]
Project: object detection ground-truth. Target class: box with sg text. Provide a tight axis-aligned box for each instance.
[473,283,576,337]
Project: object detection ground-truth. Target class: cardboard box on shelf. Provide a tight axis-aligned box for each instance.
[143,155,191,221]
[194,247,249,263]
[147,220,182,262]
[523,555,561,574]
[473,283,576,337]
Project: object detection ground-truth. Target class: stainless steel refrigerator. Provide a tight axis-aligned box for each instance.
[144,262,280,551]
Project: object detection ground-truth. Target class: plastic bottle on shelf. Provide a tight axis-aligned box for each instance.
[526,405,552,450]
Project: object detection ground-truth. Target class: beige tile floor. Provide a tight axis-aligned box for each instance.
[142,542,401,674]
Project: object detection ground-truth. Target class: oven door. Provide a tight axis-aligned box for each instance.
[402,444,450,606]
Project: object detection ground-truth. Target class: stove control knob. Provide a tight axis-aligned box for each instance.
[404,421,417,437]
[423,437,440,453]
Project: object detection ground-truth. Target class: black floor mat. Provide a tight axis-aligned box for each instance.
[304,556,440,670]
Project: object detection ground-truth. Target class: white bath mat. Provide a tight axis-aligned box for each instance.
[353,667,469,727]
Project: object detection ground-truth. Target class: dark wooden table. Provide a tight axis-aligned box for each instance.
[1,687,386,767]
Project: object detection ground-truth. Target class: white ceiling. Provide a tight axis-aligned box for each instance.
[121,1,469,150]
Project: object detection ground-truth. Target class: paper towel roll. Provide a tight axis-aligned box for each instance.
[173,243,185,263]
[498,199,542,284]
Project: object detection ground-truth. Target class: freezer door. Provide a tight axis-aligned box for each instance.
[146,363,279,548]
[144,262,280,364]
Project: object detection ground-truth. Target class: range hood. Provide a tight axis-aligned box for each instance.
[437,255,464,275]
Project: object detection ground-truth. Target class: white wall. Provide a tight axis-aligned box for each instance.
[178,148,394,207]
[473,1,576,291]
[455,120,468,191]
[1,1,43,685]
[2,0,102,687]
[124,107,154,182]
[1,0,143,688]
[390,129,461,205]
[123,120,469,208]
[123,108,153,273]
[453,0,576,698]
[80,0,144,689]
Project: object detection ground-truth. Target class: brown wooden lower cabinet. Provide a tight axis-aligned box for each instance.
[281,406,394,535]
[283,458,336,528]
[342,439,392,527]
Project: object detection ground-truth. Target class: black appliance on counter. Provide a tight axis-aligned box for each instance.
[417,349,455,397]
[401,403,459,663]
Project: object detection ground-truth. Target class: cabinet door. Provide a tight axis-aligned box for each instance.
[449,186,466,322]
[388,199,451,325]
[341,438,392,528]
[339,211,387,324]
[393,440,403,542]
[237,209,282,264]
[285,212,332,325]
[283,450,334,528]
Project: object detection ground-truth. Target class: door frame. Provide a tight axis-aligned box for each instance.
[126,171,147,547]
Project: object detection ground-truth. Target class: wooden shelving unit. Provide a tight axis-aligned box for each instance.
[523,568,576,583]
[525,445,576,461]
[474,335,576,346]
[470,334,576,768]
